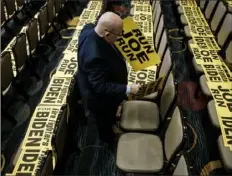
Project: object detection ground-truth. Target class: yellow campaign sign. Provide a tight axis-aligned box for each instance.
[115,17,160,71]
[131,75,167,100]
[55,54,78,77]
[40,77,73,106]
[207,82,232,151]
[190,44,221,65]
[21,106,62,149]
[192,37,221,51]
[87,1,102,10]
[201,64,232,83]
[127,64,157,86]
[183,7,213,37]
[75,19,96,29]
[180,0,197,7]
[12,149,52,175]
[79,9,100,21]
[133,4,152,14]
[63,38,78,54]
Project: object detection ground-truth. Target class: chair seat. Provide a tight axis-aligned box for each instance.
[207,100,220,128]
[117,133,163,173]
[180,15,187,25]
[200,75,212,97]
[121,101,159,131]
[184,26,192,38]
[218,135,232,171]
[192,58,204,73]
[140,92,158,101]
[178,6,183,14]
[173,155,189,175]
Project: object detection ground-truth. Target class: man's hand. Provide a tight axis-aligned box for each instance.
[127,84,141,94]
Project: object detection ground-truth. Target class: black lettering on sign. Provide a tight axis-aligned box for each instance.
[215,65,229,82]
[41,77,72,105]
[202,64,221,82]
[57,56,78,76]
[128,68,136,83]
[116,29,154,64]
[221,116,232,145]
[25,107,60,147]
[80,10,91,20]
[16,149,46,174]
[66,39,78,54]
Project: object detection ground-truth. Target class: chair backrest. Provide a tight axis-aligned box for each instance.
[12,33,28,72]
[217,135,232,172]
[153,1,161,35]
[4,0,16,18]
[155,14,164,50]
[38,5,48,40]
[210,1,226,33]
[1,51,14,93]
[1,0,6,25]
[200,0,207,11]
[54,0,61,14]
[217,13,232,47]
[39,151,53,176]
[16,0,25,8]
[204,1,218,21]
[158,48,172,78]
[26,18,39,55]
[164,106,184,162]
[158,30,168,60]
[52,106,68,160]
[172,154,190,175]
[225,41,232,64]
[160,71,177,121]
[47,0,54,24]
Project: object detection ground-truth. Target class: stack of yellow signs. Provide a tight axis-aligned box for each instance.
[180,0,232,151]
[6,1,103,175]
[114,1,159,97]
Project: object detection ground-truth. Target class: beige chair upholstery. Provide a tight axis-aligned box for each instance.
[217,13,232,47]
[184,25,191,38]
[210,1,226,33]
[173,155,189,175]
[54,0,61,14]
[12,33,28,72]
[205,1,217,20]
[158,30,168,60]
[158,48,172,78]
[200,0,206,10]
[4,0,16,18]
[226,41,232,64]
[38,5,49,40]
[1,1,6,26]
[199,75,212,97]
[155,15,164,49]
[153,2,161,35]
[192,58,204,73]
[26,18,39,56]
[120,72,176,131]
[117,106,184,173]
[207,100,220,128]
[47,0,55,24]
[177,6,183,14]
[180,15,188,25]
[188,39,194,54]
[217,135,232,171]
[121,101,159,131]
[175,0,180,5]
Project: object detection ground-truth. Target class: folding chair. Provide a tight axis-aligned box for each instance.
[207,100,220,129]
[4,0,22,24]
[210,1,227,34]
[52,106,68,161]
[37,151,53,176]
[198,75,212,97]
[158,30,168,60]
[155,14,164,50]
[204,1,218,22]
[200,0,207,11]
[153,1,162,35]
[217,13,232,48]
[171,154,191,175]
[15,0,33,17]
[1,0,15,34]
[117,106,187,174]
[157,48,172,79]
[217,135,232,172]
[120,71,177,132]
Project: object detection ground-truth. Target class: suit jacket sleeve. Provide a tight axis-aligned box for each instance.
[86,57,127,97]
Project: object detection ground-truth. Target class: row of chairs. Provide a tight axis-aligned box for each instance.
[1,0,75,136]
[175,0,232,172]
[116,1,192,175]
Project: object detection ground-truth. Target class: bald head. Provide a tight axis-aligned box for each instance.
[97,12,123,32]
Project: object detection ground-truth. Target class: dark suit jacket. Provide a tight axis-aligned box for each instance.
[77,23,128,114]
